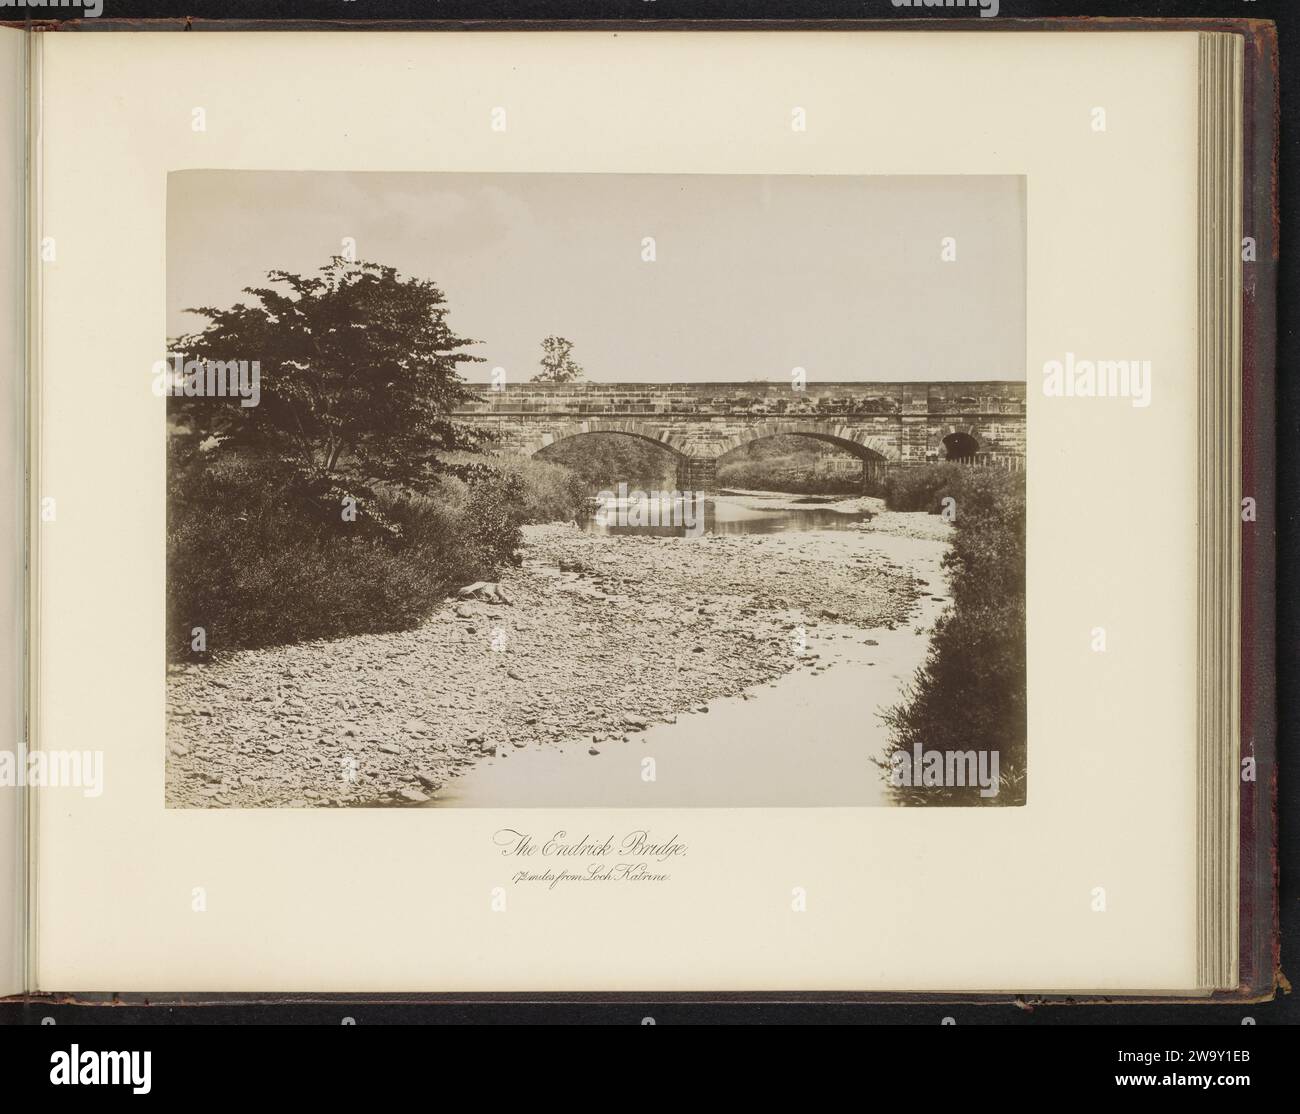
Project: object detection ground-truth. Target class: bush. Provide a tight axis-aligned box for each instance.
[486,455,590,524]
[536,433,679,492]
[716,435,863,495]
[715,461,862,496]
[166,449,575,658]
[881,463,964,511]
[878,467,1026,805]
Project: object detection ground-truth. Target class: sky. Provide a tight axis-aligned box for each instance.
[168,171,1025,384]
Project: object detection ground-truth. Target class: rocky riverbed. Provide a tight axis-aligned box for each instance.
[164,509,951,808]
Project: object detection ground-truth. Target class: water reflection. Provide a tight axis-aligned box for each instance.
[581,492,874,537]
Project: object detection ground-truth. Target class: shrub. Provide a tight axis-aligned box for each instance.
[881,463,964,512]
[486,455,590,524]
[715,460,862,496]
[166,448,563,658]
[878,467,1026,805]
[167,445,596,659]
[536,433,679,491]
[716,435,864,495]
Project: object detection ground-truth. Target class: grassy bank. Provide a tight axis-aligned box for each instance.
[167,450,587,658]
[879,465,1026,805]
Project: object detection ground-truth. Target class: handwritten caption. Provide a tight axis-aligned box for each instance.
[493,828,687,889]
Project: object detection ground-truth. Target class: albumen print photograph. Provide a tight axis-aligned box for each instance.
[163,171,1026,809]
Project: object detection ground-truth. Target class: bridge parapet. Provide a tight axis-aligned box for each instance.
[455,380,1026,420]
[452,380,1026,472]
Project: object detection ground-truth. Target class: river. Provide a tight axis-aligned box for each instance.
[581,489,876,538]
[165,494,952,809]
[432,494,949,807]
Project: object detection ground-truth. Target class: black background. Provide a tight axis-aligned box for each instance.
[0,0,1294,1031]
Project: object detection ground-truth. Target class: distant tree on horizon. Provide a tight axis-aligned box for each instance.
[531,335,585,384]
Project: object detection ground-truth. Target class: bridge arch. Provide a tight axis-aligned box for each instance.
[941,431,980,462]
[523,421,691,459]
[935,423,1009,460]
[716,421,899,462]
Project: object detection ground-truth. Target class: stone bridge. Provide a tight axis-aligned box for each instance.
[455,380,1026,490]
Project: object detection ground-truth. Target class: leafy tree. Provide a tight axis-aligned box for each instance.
[168,258,485,527]
[531,335,585,383]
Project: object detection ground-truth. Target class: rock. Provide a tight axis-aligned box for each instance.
[588,746,601,756]
[164,515,937,812]
[264,743,284,755]
[395,788,429,804]
[168,741,189,757]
